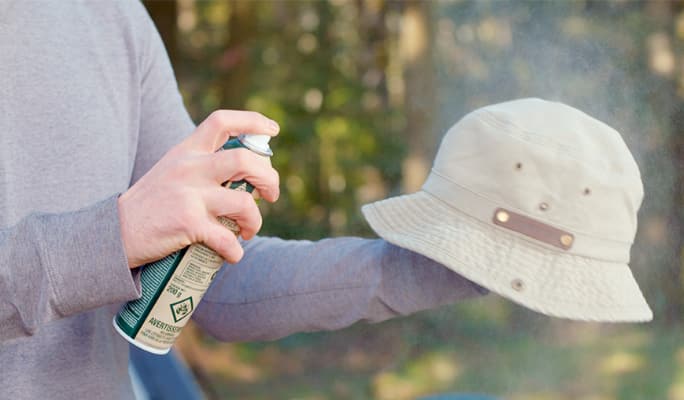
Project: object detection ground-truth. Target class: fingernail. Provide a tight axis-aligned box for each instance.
[268,119,280,134]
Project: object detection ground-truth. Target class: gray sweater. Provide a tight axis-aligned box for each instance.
[0,2,484,399]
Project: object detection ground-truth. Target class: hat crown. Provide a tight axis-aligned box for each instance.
[430,98,644,243]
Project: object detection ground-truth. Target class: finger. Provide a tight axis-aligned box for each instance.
[201,219,244,264]
[205,189,263,240]
[182,110,279,152]
[205,149,280,202]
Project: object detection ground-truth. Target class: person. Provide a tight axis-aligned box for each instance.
[1,2,652,399]
[0,3,485,399]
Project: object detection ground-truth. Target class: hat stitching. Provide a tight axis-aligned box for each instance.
[426,169,631,245]
[414,191,583,259]
[365,200,649,312]
[479,110,640,183]
[389,191,540,261]
[396,189,630,264]
[478,110,583,159]
[492,207,574,251]
[375,203,648,312]
[477,101,641,177]
[476,110,628,177]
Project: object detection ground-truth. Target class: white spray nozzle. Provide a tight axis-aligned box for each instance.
[238,134,273,157]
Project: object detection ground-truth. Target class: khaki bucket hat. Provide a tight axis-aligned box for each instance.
[362,98,652,322]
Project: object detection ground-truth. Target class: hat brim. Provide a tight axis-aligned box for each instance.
[362,191,653,322]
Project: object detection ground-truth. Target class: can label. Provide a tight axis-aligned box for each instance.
[114,180,250,353]
[115,241,225,347]
[114,135,268,354]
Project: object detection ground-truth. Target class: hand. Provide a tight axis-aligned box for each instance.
[117,110,280,268]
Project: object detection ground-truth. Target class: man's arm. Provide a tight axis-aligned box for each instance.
[0,3,179,343]
[0,4,277,342]
[194,236,487,342]
[0,197,140,342]
[133,6,485,342]
[121,4,280,267]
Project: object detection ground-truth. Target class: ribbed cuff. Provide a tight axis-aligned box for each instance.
[37,195,142,317]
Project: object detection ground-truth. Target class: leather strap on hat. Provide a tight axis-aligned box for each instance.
[422,171,632,263]
[492,207,574,250]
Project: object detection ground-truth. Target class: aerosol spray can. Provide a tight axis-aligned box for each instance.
[113,134,273,355]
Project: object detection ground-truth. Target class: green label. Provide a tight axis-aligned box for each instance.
[170,297,194,323]
[114,248,186,337]
[114,135,268,348]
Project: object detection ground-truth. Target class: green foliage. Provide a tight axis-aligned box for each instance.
[174,0,406,240]
[146,1,684,398]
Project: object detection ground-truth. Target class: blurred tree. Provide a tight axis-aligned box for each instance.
[401,0,438,193]
[173,0,409,240]
[142,1,684,399]
[221,1,255,109]
[144,0,178,65]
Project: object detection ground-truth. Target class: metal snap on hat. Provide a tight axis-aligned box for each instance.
[362,98,652,322]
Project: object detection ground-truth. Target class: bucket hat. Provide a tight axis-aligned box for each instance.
[362,98,652,322]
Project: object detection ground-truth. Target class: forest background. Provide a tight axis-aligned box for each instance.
[143,1,684,399]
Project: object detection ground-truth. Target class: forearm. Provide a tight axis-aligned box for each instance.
[193,236,486,342]
[0,195,140,342]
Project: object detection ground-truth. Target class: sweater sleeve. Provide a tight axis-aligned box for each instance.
[0,5,194,343]
[0,195,141,342]
[193,236,487,342]
[131,6,488,342]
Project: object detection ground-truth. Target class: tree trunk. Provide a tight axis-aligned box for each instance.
[143,0,178,66]
[220,1,256,109]
[400,1,437,193]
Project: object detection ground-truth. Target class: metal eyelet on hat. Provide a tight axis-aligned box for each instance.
[560,234,574,247]
[511,278,525,291]
[539,202,549,211]
[495,210,510,223]
[584,188,591,195]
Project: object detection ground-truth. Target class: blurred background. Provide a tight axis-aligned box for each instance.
[142,1,683,399]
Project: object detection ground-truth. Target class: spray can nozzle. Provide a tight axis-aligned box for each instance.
[235,134,273,157]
